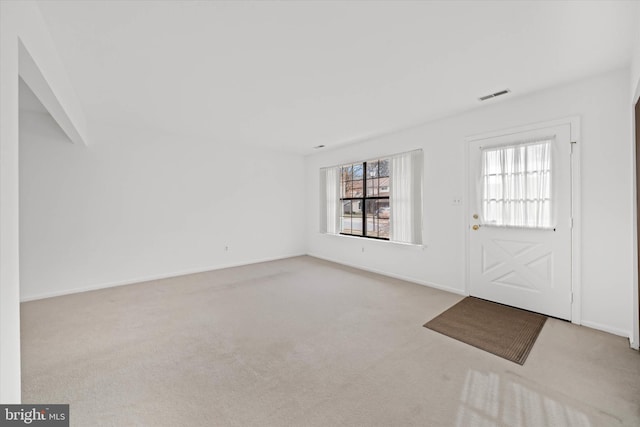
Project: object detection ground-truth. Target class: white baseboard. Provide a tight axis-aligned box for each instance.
[20,253,306,302]
[580,320,630,340]
[307,252,467,296]
[309,253,637,348]
[21,251,638,351]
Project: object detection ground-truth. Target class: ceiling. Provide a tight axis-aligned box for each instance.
[35,0,638,154]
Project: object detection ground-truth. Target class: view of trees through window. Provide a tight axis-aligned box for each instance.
[340,159,390,239]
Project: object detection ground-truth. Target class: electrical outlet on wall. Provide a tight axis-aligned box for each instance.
[451,198,462,206]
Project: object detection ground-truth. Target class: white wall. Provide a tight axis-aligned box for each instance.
[631,3,640,102]
[19,115,306,300]
[306,67,633,339]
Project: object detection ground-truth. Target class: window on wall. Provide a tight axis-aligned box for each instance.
[340,159,390,239]
[320,149,423,245]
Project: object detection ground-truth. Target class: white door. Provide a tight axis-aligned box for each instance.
[468,124,572,320]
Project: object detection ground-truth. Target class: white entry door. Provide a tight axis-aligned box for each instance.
[468,123,573,320]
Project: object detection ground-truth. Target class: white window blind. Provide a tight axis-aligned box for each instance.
[481,139,553,229]
[319,167,340,234]
[390,149,423,244]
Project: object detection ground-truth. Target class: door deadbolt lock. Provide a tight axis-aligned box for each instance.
[472,224,480,231]
[473,214,479,219]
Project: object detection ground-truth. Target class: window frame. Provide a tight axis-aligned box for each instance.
[339,160,390,240]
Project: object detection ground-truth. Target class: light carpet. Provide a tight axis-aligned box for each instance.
[21,256,640,426]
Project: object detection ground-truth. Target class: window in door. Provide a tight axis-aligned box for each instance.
[481,139,553,229]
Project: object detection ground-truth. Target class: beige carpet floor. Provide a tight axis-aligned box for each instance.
[21,256,640,426]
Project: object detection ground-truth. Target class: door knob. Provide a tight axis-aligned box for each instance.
[472,225,480,231]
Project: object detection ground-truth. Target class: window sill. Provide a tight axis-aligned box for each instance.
[319,232,426,250]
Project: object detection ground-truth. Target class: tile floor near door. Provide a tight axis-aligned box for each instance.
[21,256,640,426]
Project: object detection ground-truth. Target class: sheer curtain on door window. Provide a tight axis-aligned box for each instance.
[319,166,341,234]
[389,149,423,244]
[480,138,554,229]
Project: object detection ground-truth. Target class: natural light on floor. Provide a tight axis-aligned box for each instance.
[456,369,592,427]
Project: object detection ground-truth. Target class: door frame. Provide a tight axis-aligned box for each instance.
[633,92,640,350]
[464,116,582,324]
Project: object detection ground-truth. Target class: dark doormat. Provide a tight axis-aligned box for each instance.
[423,297,547,365]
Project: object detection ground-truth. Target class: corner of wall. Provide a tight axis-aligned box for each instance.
[0,0,23,405]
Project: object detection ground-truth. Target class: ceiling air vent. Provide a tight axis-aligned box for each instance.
[478,89,510,101]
